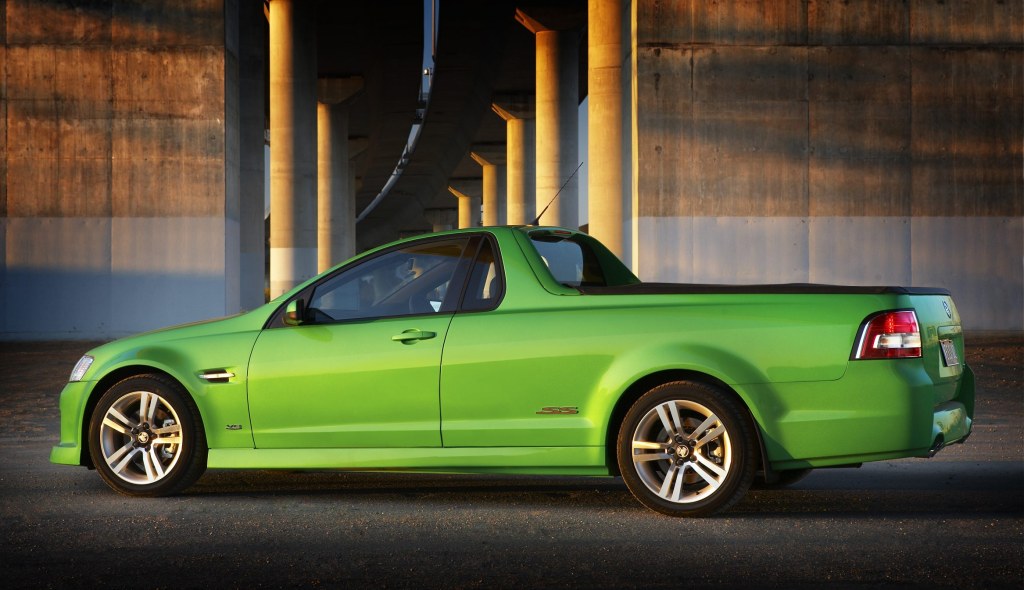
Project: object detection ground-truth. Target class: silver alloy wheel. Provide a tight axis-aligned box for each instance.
[98,390,184,485]
[630,399,733,504]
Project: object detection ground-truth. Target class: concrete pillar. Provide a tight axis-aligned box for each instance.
[240,0,268,308]
[495,166,507,224]
[447,186,481,229]
[517,10,579,229]
[316,101,351,271]
[317,77,364,272]
[348,138,367,252]
[424,208,458,232]
[470,151,507,226]
[493,102,537,225]
[269,0,317,298]
[588,0,627,260]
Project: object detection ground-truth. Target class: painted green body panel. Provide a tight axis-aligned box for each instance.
[441,296,867,447]
[51,308,272,465]
[52,226,973,478]
[208,446,607,475]
[742,360,973,470]
[246,314,455,448]
[51,380,92,465]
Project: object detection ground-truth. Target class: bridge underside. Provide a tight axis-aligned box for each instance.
[1,0,1020,337]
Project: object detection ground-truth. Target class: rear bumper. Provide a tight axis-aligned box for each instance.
[925,365,974,456]
[927,401,972,456]
[752,361,975,471]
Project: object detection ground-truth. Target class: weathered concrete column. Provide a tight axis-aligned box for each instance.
[493,166,507,225]
[239,0,268,308]
[269,0,317,297]
[493,101,536,225]
[470,151,507,226]
[316,100,352,271]
[588,0,626,260]
[424,208,458,232]
[447,185,481,229]
[348,139,367,252]
[517,10,579,228]
[317,77,363,272]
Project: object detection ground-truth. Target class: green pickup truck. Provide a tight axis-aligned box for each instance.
[52,226,973,516]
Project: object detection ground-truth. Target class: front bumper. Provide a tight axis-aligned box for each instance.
[50,380,92,466]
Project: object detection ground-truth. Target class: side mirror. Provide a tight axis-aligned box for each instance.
[284,298,306,326]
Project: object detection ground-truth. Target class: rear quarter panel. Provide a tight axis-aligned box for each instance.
[441,285,901,449]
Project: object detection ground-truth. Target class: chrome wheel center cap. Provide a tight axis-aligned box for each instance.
[137,431,151,445]
[675,445,690,459]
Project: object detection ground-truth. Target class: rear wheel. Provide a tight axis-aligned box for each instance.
[617,381,756,517]
[88,374,207,496]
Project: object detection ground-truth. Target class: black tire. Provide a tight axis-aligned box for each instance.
[88,374,207,496]
[617,381,756,517]
[751,468,813,489]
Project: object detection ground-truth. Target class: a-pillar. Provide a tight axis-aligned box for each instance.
[516,10,579,229]
[269,0,317,298]
[317,77,364,272]
[470,151,507,226]
[493,100,536,225]
[588,0,628,260]
[447,185,481,229]
[424,208,458,232]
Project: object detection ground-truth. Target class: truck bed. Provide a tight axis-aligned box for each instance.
[578,283,952,296]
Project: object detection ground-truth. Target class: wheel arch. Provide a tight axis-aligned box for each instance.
[79,365,195,468]
[603,370,770,478]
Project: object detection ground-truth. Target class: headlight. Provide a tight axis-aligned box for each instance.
[69,355,94,382]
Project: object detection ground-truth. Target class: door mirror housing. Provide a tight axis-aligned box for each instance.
[284,298,306,326]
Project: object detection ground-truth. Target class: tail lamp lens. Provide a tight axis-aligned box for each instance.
[854,311,922,359]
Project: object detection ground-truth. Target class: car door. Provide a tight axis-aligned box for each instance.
[247,237,472,448]
[440,233,614,448]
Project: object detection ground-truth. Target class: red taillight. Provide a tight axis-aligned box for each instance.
[854,310,922,360]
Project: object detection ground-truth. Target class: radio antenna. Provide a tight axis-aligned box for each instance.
[531,161,584,226]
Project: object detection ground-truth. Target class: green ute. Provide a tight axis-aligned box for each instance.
[52,227,973,516]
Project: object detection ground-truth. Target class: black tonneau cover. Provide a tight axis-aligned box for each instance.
[578,283,951,296]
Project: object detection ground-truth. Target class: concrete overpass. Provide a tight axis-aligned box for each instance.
[1,0,1021,338]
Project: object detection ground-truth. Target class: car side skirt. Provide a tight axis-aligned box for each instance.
[208,446,609,476]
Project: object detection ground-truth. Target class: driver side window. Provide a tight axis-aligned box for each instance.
[306,239,468,322]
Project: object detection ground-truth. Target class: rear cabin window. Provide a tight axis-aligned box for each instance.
[530,235,609,287]
[461,239,504,312]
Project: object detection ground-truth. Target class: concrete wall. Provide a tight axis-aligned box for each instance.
[1,0,243,339]
[633,0,1023,331]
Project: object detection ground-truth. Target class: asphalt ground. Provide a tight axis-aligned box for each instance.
[1,335,1021,589]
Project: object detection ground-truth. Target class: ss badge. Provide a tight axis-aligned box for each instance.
[536,406,579,415]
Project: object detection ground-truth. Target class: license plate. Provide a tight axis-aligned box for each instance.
[939,339,960,367]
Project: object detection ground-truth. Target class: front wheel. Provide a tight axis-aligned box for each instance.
[617,381,756,517]
[88,374,207,496]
